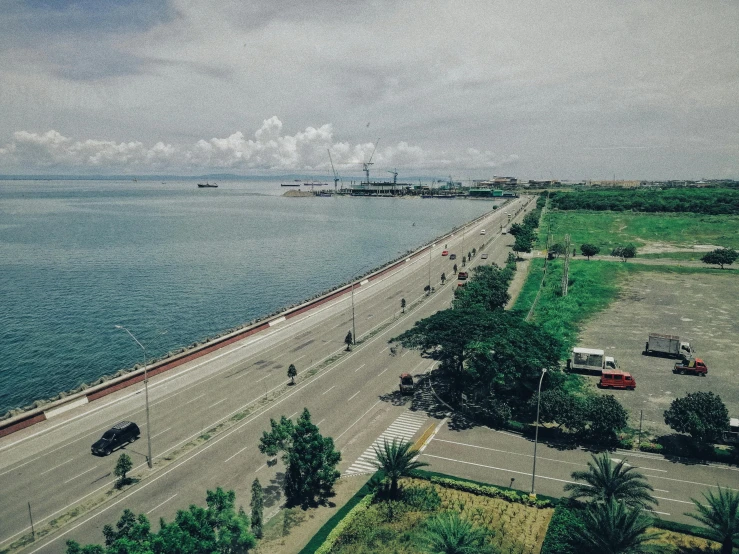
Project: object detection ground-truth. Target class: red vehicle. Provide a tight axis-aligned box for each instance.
[599,370,636,390]
[457,271,468,280]
[442,250,449,256]
[673,358,708,376]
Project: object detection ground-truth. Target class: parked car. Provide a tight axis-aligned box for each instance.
[599,370,636,390]
[457,271,468,280]
[92,421,140,456]
[480,253,488,260]
[441,250,449,256]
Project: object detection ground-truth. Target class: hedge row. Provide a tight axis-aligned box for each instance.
[312,493,375,554]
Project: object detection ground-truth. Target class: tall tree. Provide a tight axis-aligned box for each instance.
[586,395,628,443]
[287,363,297,385]
[686,486,739,554]
[701,248,739,269]
[250,478,264,539]
[283,408,341,507]
[564,453,658,510]
[664,391,729,444]
[372,438,429,499]
[573,498,665,554]
[419,511,497,554]
[611,244,637,262]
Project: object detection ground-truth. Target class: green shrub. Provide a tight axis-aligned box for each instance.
[401,485,441,512]
[313,493,375,554]
[639,442,663,453]
[540,504,587,554]
[428,476,553,509]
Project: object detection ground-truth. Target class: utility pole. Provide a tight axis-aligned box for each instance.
[351,282,356,344]
[28,502,35,541]
[561,234,571,297]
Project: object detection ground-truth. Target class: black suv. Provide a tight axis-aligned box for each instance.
[91,421,140,456]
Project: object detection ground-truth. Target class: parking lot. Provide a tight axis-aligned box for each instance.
[576,270,739,436]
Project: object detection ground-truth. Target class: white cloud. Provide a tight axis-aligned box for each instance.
[0,117,511,174]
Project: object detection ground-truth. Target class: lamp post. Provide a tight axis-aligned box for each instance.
[427,245,432,294]
[531,367,547,496]
[351,282,356,344]
[115,325,153,468]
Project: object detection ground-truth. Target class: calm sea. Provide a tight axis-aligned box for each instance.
[0,179,497,414]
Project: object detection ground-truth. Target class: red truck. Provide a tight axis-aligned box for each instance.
[673,358,708,376]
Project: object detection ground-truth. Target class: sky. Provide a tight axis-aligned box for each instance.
[0,0,737,180]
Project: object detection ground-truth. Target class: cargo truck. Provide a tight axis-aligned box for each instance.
[645,333,693,359]
[673,358,708,376]
[567,347,617,375]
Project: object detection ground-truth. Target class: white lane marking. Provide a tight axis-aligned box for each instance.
[377,367,389,376]
[224,446,249,463]
[64,466,99,484]
[39,458,74,476]
[256,463,266,472]
[654,489,670,493]
[354,364,366,372]
[288,411,299,419]
[233,370,253,379]
[654,496,694,505]
[255,374,271,383]
[322,385,336,395]
[294,355,306,361]
[432,438,585,467]
[209,398,227,409]
[151,427,171,439]
[335,401,382,442]
[402,350,410,357]
[147,494,177,515]
[347,391,360,403]
[421,453,581,486]
[182,393,205,406]
[317,419,326,426]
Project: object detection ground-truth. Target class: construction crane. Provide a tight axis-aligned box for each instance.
[362,138,380,185]
[327,149,342,191]
[387,169,398,184]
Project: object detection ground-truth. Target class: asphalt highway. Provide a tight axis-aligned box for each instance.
[0,196,531,552]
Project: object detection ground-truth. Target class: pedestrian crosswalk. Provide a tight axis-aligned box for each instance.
[343,411,428,476]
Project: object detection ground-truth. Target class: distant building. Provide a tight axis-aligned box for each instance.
[476,176,518,187]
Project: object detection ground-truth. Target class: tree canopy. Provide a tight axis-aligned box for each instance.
[580,244,600,260]
[664,391,729,443]
[66,488,256,554]
[701,248,739,269]
[392,306,561,400]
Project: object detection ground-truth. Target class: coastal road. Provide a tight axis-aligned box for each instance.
[0,196,532,552]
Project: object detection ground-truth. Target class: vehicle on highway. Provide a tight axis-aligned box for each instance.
[457,271,468,280]
[399,373,414,394]
[480,253,488,260]
[644,333,693,359]
[599,370,636,390]
[480,229,486,235]
[449,254,457,260]
[92,421,140,456]
[442,250,449,256]
[673,358,708,376]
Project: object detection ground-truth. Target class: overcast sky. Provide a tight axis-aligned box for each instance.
[1,0,737,180]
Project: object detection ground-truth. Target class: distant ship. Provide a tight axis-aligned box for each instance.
[197,182,218,188]
[280,183,301,187]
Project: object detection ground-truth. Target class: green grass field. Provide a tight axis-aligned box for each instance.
[541,210,739,257]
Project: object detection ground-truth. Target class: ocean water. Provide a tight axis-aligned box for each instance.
[0,179,496,414]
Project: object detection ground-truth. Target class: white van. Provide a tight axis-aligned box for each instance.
[480,229,486,235]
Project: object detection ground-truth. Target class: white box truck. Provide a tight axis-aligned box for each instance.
[645,333,693,359]
[567,347,617,375]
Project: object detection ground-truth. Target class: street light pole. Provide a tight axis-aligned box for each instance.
[531,368,547,496]
[115,325,153,468]
[427,246,432,293]
[351,282,356,344]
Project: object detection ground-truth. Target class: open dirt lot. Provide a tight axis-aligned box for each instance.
[577,270,739,436]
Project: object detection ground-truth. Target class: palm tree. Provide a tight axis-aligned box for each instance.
[419,511,497,554]
[686,486,739,554]
[564,453,658,509]
[573,498,665,554]
[372,438,429,498]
